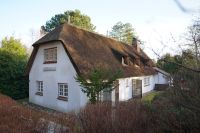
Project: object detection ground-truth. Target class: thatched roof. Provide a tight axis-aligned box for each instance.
[25,23,156,78]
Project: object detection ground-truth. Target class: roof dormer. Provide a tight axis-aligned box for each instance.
[122,56,129,66]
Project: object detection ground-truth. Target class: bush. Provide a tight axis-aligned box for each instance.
[0,93,77,133]
[0,50,28,99]
[144,68,200,132]
[78,101,156,133]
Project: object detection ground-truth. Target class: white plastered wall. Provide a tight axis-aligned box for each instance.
[29,41,88,112]
[117,75,155,101]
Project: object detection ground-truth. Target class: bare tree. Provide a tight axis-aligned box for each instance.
[185,18,200,69]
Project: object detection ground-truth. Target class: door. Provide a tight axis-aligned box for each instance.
[132,79,142,98]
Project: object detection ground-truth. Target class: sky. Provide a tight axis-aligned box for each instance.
[0,0,200,59]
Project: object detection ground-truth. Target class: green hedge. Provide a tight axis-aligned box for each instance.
[0,50,28,99]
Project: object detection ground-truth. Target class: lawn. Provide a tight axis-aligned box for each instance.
[142,91,163,104]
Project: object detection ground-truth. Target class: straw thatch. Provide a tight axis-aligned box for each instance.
[25,23,156,78]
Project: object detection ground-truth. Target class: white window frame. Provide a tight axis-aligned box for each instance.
[144,77,150,86]
[58,83,68,98]
[37,81,43,93]
[44,47,57,63]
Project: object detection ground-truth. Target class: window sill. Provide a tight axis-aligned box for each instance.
[144,85,150,87]
[57,96,68,101]
[43,61,57,64]
[35,92,43,96]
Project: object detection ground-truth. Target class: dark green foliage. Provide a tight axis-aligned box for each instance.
[75,69,122,104]
[109,21,135,44]
[42,9,96,32]
[156,53,181,74]
[0,37,28,99]
[157,50,199,74]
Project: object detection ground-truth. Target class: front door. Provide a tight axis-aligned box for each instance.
[132,79,142,98]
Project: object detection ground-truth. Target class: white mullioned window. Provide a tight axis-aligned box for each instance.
[132,79,136,89]
[144,77,150,86]
[126,79,129,87]
[44,47,57,63]
[58,83,68,98]
[37,81,43,93]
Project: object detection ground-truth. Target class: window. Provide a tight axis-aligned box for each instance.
[58,83,68,101]
[144,77,150,86]
[36,81,43,96]
[44,47,57,63]
[126,79,129,87]
[99,90,111,101]
[132,79,136,89]
[132,79,142,97]
[122,56,129,66]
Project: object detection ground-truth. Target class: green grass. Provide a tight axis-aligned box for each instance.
[142,91,163,104]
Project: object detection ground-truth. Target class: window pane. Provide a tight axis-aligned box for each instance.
[64,85,67,89]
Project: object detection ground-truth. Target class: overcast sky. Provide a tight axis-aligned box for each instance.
[0,0,199,59]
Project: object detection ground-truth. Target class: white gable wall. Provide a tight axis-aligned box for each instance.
[154,72,169,85]
[29,41,88,112]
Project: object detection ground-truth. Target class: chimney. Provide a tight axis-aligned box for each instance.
[132,37,140,53]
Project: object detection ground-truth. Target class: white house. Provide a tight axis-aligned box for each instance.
[25,23,169,112]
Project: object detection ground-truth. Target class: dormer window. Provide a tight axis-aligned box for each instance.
[122,56,129,66]
[135,57,141,66]
[44,47,57,64]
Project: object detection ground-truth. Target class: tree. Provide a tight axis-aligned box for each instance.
[0,37,28,99]
[156,53,181,74]
[1,37,28,59]
[42,9,96,32]
[109,21,135,44]
[185,18,200,69]
[75,69,122,104]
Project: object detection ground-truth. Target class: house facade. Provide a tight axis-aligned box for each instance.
[28,41,88,112]
[26,23,169,112]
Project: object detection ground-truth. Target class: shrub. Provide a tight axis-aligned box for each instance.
[0,93,76,133]
[0,41,28,99]
[78,101,156,133]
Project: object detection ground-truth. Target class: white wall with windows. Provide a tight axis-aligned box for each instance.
[142,75,155,94]
[117,75,156,101]
[29,41,88,112]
